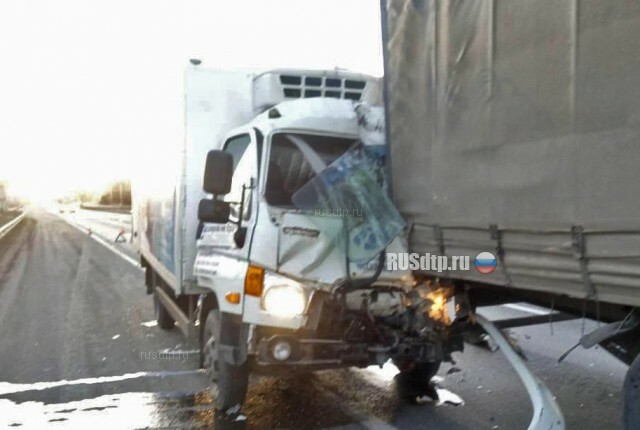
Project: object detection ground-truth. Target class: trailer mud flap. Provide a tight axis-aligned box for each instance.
[475,314,565,430]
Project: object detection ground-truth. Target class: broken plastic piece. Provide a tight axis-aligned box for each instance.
[292,143,405,264]
[558,313,639,363]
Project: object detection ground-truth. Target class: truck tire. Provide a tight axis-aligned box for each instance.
[624,353,640,429]
[202,309,249,411]
[394,361,441,403]
[153,289,175,330]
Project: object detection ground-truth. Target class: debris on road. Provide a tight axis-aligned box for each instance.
[140,321,157,328]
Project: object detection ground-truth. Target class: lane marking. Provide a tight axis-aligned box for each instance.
[503,303,549,316]
[90,230,140,268]
[0,370,204,396]
[58,214,141,270]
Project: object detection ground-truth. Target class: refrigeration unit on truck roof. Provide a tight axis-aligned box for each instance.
[252,69,381,112]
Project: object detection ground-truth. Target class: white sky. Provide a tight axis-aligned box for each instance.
[0,0,383,200]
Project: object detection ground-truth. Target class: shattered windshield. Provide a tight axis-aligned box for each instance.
[289,140,405,264]
[265,133,356,207]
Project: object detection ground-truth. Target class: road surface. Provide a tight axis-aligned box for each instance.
[0,208,627,429]
[0,210,22,229]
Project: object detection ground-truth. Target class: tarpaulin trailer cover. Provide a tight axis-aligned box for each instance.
[382,0,640,306]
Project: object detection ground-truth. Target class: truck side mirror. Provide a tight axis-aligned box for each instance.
[198,199,230,224]
[203,150,233,195]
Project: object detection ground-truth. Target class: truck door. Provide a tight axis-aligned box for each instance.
[223,131,259,247]
[195,130,260,314]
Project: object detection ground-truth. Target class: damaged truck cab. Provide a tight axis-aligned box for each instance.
[134,63,464,410]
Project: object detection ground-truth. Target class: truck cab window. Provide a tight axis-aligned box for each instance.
[265,133,355,207]
[224,134,255,221]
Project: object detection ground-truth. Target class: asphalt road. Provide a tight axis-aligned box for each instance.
[0,208,627,429]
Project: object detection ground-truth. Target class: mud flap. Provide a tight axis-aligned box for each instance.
[475,314,565,430]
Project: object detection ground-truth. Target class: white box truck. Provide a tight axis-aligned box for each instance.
[133,63,476,411]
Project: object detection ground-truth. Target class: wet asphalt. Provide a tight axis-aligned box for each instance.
[0,208,628,429]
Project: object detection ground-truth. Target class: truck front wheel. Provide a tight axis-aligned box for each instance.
[394,360,441,403]
[202,309,249,411]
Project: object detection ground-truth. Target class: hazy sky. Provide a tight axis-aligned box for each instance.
[0,0,383,200]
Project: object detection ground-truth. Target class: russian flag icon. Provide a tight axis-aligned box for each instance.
[474,252,497,274]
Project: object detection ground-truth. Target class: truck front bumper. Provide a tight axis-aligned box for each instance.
[253,331,463,371]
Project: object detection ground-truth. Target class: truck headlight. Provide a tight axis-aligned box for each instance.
[262,273,307,317]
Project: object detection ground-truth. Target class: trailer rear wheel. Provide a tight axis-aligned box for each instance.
[203,309,249,411]
[624,353,640,429]
[153,289,175,330]
[394,361,441,403]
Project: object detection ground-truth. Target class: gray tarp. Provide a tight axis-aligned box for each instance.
[383,0,640,306]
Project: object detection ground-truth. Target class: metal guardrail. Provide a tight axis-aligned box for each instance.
[475,313,565,430]
[0,211,27,241]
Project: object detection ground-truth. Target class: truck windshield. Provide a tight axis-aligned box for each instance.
[265,133,356,207]
[289,142,405,264]
[265,132,405,265]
